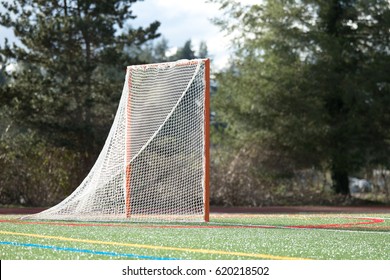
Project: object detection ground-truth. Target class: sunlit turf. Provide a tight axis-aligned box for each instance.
[1,213,389,260]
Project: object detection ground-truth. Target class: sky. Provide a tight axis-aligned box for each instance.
[130,0,231,69]
[0,0,258,70]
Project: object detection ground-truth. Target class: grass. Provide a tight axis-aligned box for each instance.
[0,213,389,260]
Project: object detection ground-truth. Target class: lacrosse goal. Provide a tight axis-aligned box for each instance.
[24,59,210,222]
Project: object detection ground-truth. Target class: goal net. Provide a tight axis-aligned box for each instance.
[24,59,210,222]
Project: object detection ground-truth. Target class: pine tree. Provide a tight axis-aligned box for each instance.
[198,41,208,58]
[0,0,161,204]
[174,40,196,60]
[0,0,160,170]
[213,0,390,195]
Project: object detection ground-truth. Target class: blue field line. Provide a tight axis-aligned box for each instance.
[0,241,178,260]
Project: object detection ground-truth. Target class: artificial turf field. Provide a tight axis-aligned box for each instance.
[0,212,389,260]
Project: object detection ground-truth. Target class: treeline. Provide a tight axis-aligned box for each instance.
[0,0,206,206]
[1,0,390,207]
[209,0,390,205]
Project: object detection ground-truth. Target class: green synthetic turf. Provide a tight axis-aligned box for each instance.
[0,213,389,260]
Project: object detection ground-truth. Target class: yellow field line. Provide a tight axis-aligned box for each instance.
[0,230,309,260]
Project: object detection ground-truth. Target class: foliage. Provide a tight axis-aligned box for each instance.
[132,37,171,63]
[212,0,390,197]
[0,62,5,85]
[0,121,80,206]
[134,37,209,63]
[172,39,196,60]
[0,0,160,205]
[0,0,160,154]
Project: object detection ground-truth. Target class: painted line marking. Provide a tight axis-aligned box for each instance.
[0,241,176,260]
[0,219,277,229]
[299,228,390,234]
[0,230,308,260]
[285,217,384,229]
[0,217,384,230]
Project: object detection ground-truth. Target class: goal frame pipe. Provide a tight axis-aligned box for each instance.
[204,58,210,222]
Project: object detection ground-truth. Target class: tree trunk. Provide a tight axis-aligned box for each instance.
[331,168,350,195]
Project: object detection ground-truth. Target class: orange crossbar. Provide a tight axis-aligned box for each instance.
[127,59,200,70]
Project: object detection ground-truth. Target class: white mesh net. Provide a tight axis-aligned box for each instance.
[24,59,210,222]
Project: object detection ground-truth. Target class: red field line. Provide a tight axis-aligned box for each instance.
[0,217,384,229]
[2,206,390,215]
[286,218,384,229]
[0,219,276,229]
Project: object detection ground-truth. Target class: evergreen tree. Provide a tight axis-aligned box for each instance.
[173,39,196,60]
[0,63,5,86]
[198,40,208,58]
[138,38,208,63]
[134,37,170,63]
[153,37,169,62]
[213,0,390,195]
[0,0,160,204]
[0,0,160,171]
